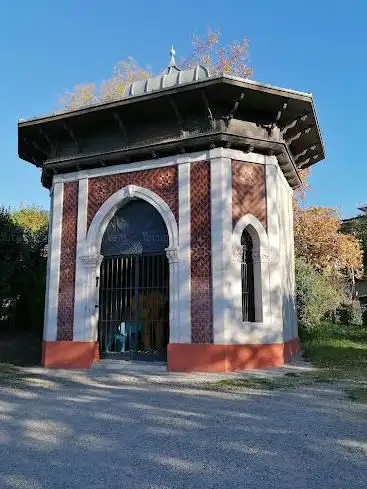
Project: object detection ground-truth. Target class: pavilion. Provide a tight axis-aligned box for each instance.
[18,49,324,370]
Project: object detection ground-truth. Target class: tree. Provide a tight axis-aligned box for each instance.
[180,27,253,77]
[293,169,363,280]
[0,206,48,335]
[293,170,363,328]
[99,58,151,103]
[11,207,48,334]
[59,28,253,110]
[295,257,342,331]
[294,206,363,277]
[11,206,48,233]
[0,208,25,328]
[59,83,97,112]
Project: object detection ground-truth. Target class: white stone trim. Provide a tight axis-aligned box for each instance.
[86,185,178,256]
[276,169,297,341]
[269,156,294,197]
[73,178,89,341]
[211,156,232,344]
[210,147,266,165]
[265,159,283,335]
[231,214,271,328]
[177,162,191,343]
[223,321,284,344]
[43,181,63,341]
[288,186,297,338]
[43,190,53,340]
[232,215,268,249]
[52,148,267,184]
[77,185,180,344]
[53,150,210,184]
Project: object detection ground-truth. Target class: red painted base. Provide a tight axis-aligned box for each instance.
[42,341,100,369]
[167,338,300,372]
[42,338,300,371]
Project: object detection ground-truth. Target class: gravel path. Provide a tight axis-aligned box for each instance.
[0,361,366,489]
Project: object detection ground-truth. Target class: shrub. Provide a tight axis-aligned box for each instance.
[295,258,342,331]
[337,300,363,326]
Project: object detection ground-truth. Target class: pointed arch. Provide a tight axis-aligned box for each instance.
[232,214,269,324]
[77,184,180,347]
[85,185,178,256]
[232,214,268,255]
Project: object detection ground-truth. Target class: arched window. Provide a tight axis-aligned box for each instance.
[241,229,255,322]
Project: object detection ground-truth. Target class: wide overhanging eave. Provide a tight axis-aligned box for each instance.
[19,75,323,188]
[18,74,317,126]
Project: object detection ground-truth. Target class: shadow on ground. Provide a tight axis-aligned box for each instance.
[0,361,366,489]
[0,331,41,367]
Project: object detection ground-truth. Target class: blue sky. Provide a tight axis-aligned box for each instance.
[1,0,366,217]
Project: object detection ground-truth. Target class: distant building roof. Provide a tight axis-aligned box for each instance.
[358,203,367,214]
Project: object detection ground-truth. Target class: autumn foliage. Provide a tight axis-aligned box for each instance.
[292,168,364,327]
[60,28,253,111]
[294,206,363,276]
[180,27,253,77]
[11,206,48,233]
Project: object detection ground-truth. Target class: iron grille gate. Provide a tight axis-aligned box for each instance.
[98,254,169,361]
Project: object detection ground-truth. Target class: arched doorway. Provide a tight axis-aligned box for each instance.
[98,199,169,361]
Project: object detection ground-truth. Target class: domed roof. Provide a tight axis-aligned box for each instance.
[124,47,211,98]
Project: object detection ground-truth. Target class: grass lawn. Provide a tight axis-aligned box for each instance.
[301,322,367,402]
[213,322,367,402]
[1,324,366,402]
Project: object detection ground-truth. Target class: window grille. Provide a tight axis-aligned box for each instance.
[241,229,255,322]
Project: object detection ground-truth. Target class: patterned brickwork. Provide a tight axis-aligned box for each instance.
[232,161,267,230]
[87,166,178,228]
[190,161,213,344]
[57,181,78,341]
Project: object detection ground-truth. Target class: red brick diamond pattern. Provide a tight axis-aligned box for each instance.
[190,161,213,344]
[57,181,78,341]
[232,160,267,230]
[87,166,178,228]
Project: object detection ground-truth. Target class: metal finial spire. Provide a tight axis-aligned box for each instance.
[169,46,176,66]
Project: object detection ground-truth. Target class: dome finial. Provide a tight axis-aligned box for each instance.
[169,46,176,66]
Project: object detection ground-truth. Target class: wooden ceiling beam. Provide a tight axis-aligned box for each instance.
[169,98,185,136]
[281,113,309,136]
[298,154,320,168]
[63,121,80,152]
[294,148,308,160]
[295,145,318,163]
[285,126,312,145]
[23,136,48,157]
[112,111,128,142]
[37,127,55,152]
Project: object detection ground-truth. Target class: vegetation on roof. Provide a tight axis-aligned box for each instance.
[59,27,253,111]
